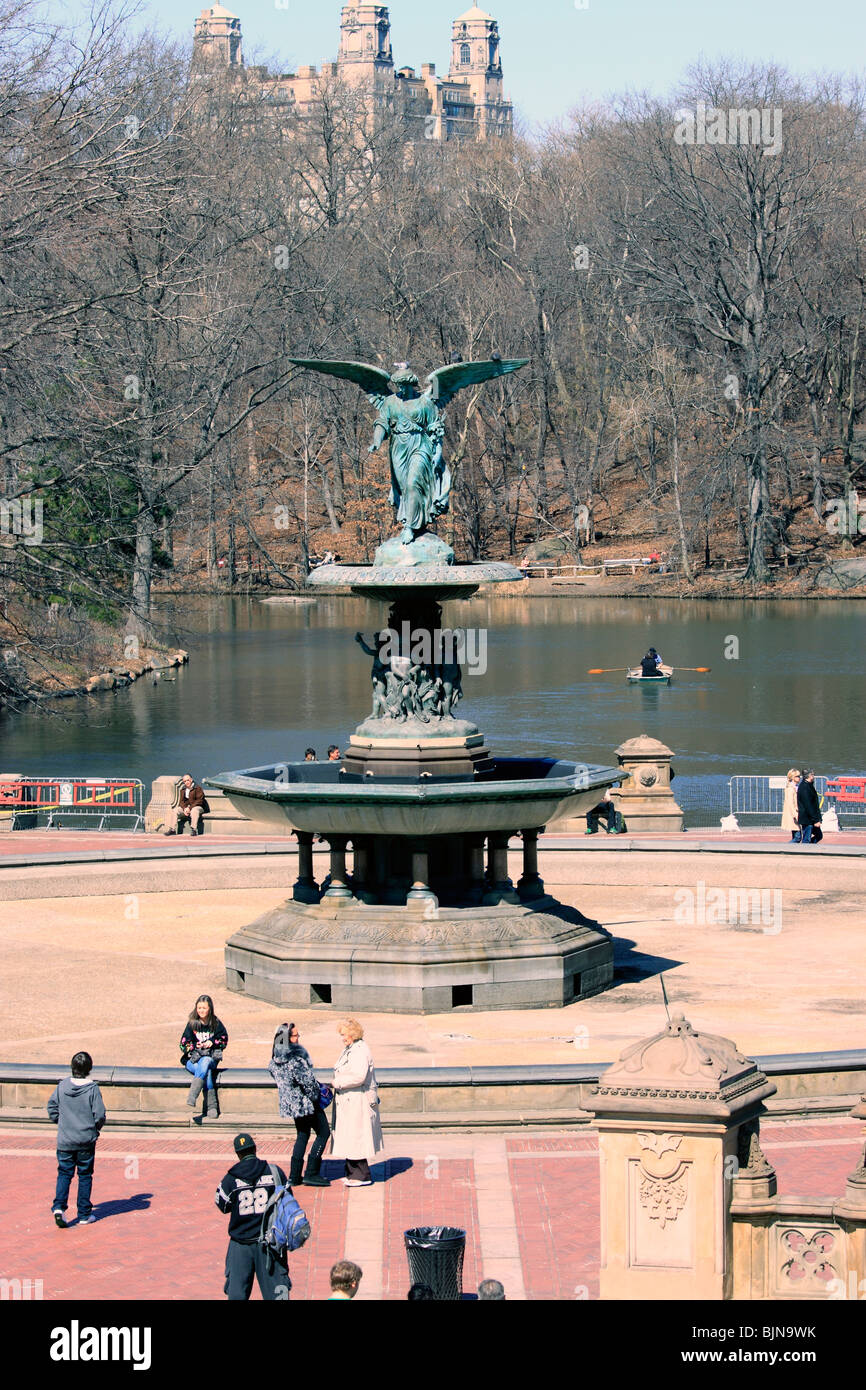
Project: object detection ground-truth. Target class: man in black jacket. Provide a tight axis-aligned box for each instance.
[215,1133,290,1300]
[796,771,822,846]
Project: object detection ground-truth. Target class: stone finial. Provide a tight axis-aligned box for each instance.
[606,1009,753,1089]
[587,1009,776,1119]
[615,734,674,761]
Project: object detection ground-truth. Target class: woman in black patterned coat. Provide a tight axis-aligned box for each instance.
[268,1023,331,1188]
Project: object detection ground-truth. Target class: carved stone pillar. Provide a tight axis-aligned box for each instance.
[517,828,545,901]
[465,834,486,905]
[836,1093,866,1290]
[582,1009,776,1300]
[323,835,353,901]
[293,831,320,904]
[610,735,684,833]
[351,836,376,905]
[482,832,519,905]
[407,841,438,909]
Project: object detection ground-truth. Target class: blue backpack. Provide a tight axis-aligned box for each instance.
[260,1165,311,1270]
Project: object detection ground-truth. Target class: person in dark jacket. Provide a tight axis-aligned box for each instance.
[215,1133,290,1300]
[180,994,228,1119]
[796,770,822,846]
[268,1023,331,1187]
[47,1051,106,1227]
[639,649,665,678]
[165,773,210,836]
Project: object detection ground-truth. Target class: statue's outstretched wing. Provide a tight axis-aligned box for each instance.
[289,359,392,398]
[426,358,530,407]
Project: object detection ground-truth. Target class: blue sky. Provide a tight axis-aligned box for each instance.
[63,0,866,126]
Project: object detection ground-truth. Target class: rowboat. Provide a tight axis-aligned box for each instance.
[626,664,673,686]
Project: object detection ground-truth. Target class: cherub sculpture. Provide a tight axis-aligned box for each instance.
[289,357,529,545]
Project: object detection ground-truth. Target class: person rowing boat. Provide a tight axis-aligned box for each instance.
[639,648,665,678]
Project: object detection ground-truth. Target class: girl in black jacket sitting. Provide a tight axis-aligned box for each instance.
[180,994,228,1119]
[268,1023,331,1187]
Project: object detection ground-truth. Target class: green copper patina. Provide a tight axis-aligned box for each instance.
[289,357,529,545]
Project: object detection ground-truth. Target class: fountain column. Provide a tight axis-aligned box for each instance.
[407,841,438,909]
[466,834,486,904]
[293,831,320,904]
[483,832,520,905]
[517,828,545,902]
[323,835,353,901]
[352,836,376,904]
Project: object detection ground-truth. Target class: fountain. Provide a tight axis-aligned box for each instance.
[210,356,621,1011]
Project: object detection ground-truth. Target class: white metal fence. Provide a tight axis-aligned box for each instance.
[728,775,866,824]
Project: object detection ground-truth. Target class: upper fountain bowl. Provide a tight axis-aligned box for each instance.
[207,757,622,837]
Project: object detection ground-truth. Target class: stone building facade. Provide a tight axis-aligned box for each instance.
[192,3,513,141]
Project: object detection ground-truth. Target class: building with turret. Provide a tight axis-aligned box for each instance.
[191,3,513,141]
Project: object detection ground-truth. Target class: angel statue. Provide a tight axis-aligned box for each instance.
[289,357,529,545]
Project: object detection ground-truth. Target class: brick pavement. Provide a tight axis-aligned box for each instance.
[1,1119,861,1302]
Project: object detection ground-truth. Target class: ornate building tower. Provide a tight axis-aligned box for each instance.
[193,3,243,69]
[448,4,509,137]
[338,5,394,87]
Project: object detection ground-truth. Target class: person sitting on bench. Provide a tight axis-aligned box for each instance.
[166,774,210,837]
[586,792,622,835]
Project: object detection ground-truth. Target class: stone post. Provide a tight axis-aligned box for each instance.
[483,832,519,905]
[407,841,438,909]
[835,1094,866,1293]
[351,836,376,905]
[517,828,545,902]
[610,735,684,833]
[323,835,353,901]
[293,831,320,904]
[465,834,487,905]
[144,775,182,833]
[582,1009,776,1300]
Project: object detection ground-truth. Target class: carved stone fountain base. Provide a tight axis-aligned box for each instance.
[345,728,493,779]
[224,896,614,1013]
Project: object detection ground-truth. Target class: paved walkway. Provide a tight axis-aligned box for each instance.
[1,1119,860,1301]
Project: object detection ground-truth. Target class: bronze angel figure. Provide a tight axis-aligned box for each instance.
[289,357,529,545]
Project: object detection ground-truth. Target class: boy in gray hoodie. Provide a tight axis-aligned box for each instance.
[47,1051,106,1227]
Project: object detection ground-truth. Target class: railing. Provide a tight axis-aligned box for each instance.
[519,556,671,579]
[0,777,144,831]
[728,774,866,824]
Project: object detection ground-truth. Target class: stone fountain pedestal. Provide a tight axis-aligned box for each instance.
[226,895,613,1013]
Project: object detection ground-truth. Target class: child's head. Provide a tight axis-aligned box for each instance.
[71,1052,93,1078]
[330,1261,362,1298]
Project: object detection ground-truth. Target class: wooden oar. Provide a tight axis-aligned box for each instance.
[588,665,712,674]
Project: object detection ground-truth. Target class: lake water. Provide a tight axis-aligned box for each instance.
[2,595,863,824]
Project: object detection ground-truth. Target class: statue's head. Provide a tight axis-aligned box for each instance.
[389,367,420,399]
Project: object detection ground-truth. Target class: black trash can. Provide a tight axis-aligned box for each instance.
[404,1226,466,1301]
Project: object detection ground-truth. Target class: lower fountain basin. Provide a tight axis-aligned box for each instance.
[207,758,621,837]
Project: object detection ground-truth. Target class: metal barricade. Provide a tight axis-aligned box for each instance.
[825,777,866,821]
[0,777,144,831]
[728,774,866,825]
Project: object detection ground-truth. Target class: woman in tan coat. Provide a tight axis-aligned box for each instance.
[330,1019,384,1187]
[781,769,801,841]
